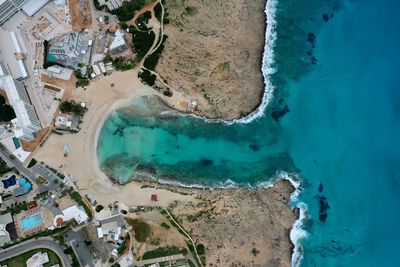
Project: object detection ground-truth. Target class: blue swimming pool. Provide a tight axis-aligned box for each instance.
[21,213,43,230]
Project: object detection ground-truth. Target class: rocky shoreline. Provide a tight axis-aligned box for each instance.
[106,170,299,267]
[156,0,267,120]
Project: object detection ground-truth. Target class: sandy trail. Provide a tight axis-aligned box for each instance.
[33,68,193,207]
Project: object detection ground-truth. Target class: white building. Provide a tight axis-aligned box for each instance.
[26,252,49,267]
[62,205,89,224]
[0,54,41,141]
[109,30,128,54]
[21,0,50,17]
[0,28,28,79]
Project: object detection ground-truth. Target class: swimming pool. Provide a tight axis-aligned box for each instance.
[21,213,43,231]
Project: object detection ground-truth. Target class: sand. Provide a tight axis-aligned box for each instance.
[32,68,194,207]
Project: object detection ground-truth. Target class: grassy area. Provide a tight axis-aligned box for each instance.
[0,248,61,267]
[142,246,187,260]
[183,6,197,16]
[126,218,151,242]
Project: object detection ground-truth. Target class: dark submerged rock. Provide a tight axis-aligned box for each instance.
[249,143,261,152]
[307,32,316,46]
[271,105,290,121]
[323,13,330,22]
[319,196,330,222]
[201,158,213,166]
[318,183,324,192]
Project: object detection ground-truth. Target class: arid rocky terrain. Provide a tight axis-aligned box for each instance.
[139,179,298,267]
[157,0,266,120]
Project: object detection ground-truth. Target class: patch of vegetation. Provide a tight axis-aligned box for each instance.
[142,246,187,260]
[138,68,156,86]
[163,90,173,97]
[68,189,93,219]
[0,158,11,175]
[129,26,156,60]
[76,78,90,88]
[126,218,151,242]
[64,245,80,267]
[196,243,205,255]
[93,0,105,10]
[219,61,230,71]
[27,158,37,168]
[113,57,137,71]
[59,100,87,116]
[136,11,152,31]
[143,35,168,70]
[187,210,209,222]
[95,204,104,212]
[183,6,197,16]
[154,1,170,24]
[0,202,28,215]
[0,95,16,122]
[161,222,170,230]
[36,176,48,185]
[111,0,147,22]
[0,248,61,267]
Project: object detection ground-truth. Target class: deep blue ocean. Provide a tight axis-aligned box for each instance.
[98,0,400,265]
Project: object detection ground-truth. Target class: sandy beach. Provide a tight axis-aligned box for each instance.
[32,65,297,267]
[33,68,194,207]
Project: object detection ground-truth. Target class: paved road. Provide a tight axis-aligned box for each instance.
[0,146,35,181]
[0,237,71,267]
[0,145,64,195]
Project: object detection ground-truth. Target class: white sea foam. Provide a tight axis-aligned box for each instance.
[162,0,278,125]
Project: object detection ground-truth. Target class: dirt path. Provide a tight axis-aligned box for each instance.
[126,0,159,26]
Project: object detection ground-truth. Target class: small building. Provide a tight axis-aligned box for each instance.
[44,66,73,81]
[62,205,89,225]
[26,251,49,267]
[96,214,124,242]
[109,30,128,54]
[0,213,14,247]
[151,194,158,202]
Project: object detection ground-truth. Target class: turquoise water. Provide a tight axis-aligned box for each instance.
[21,213,43,230]
[47,54,57,62]
[98,0,400,265]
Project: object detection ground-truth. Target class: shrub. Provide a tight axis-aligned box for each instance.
[196,244,205,255]
[59,100,87,116]
[138,69,156,86]
[95,205,104,212]
[28,158,37,168]
[143,35,168,70]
